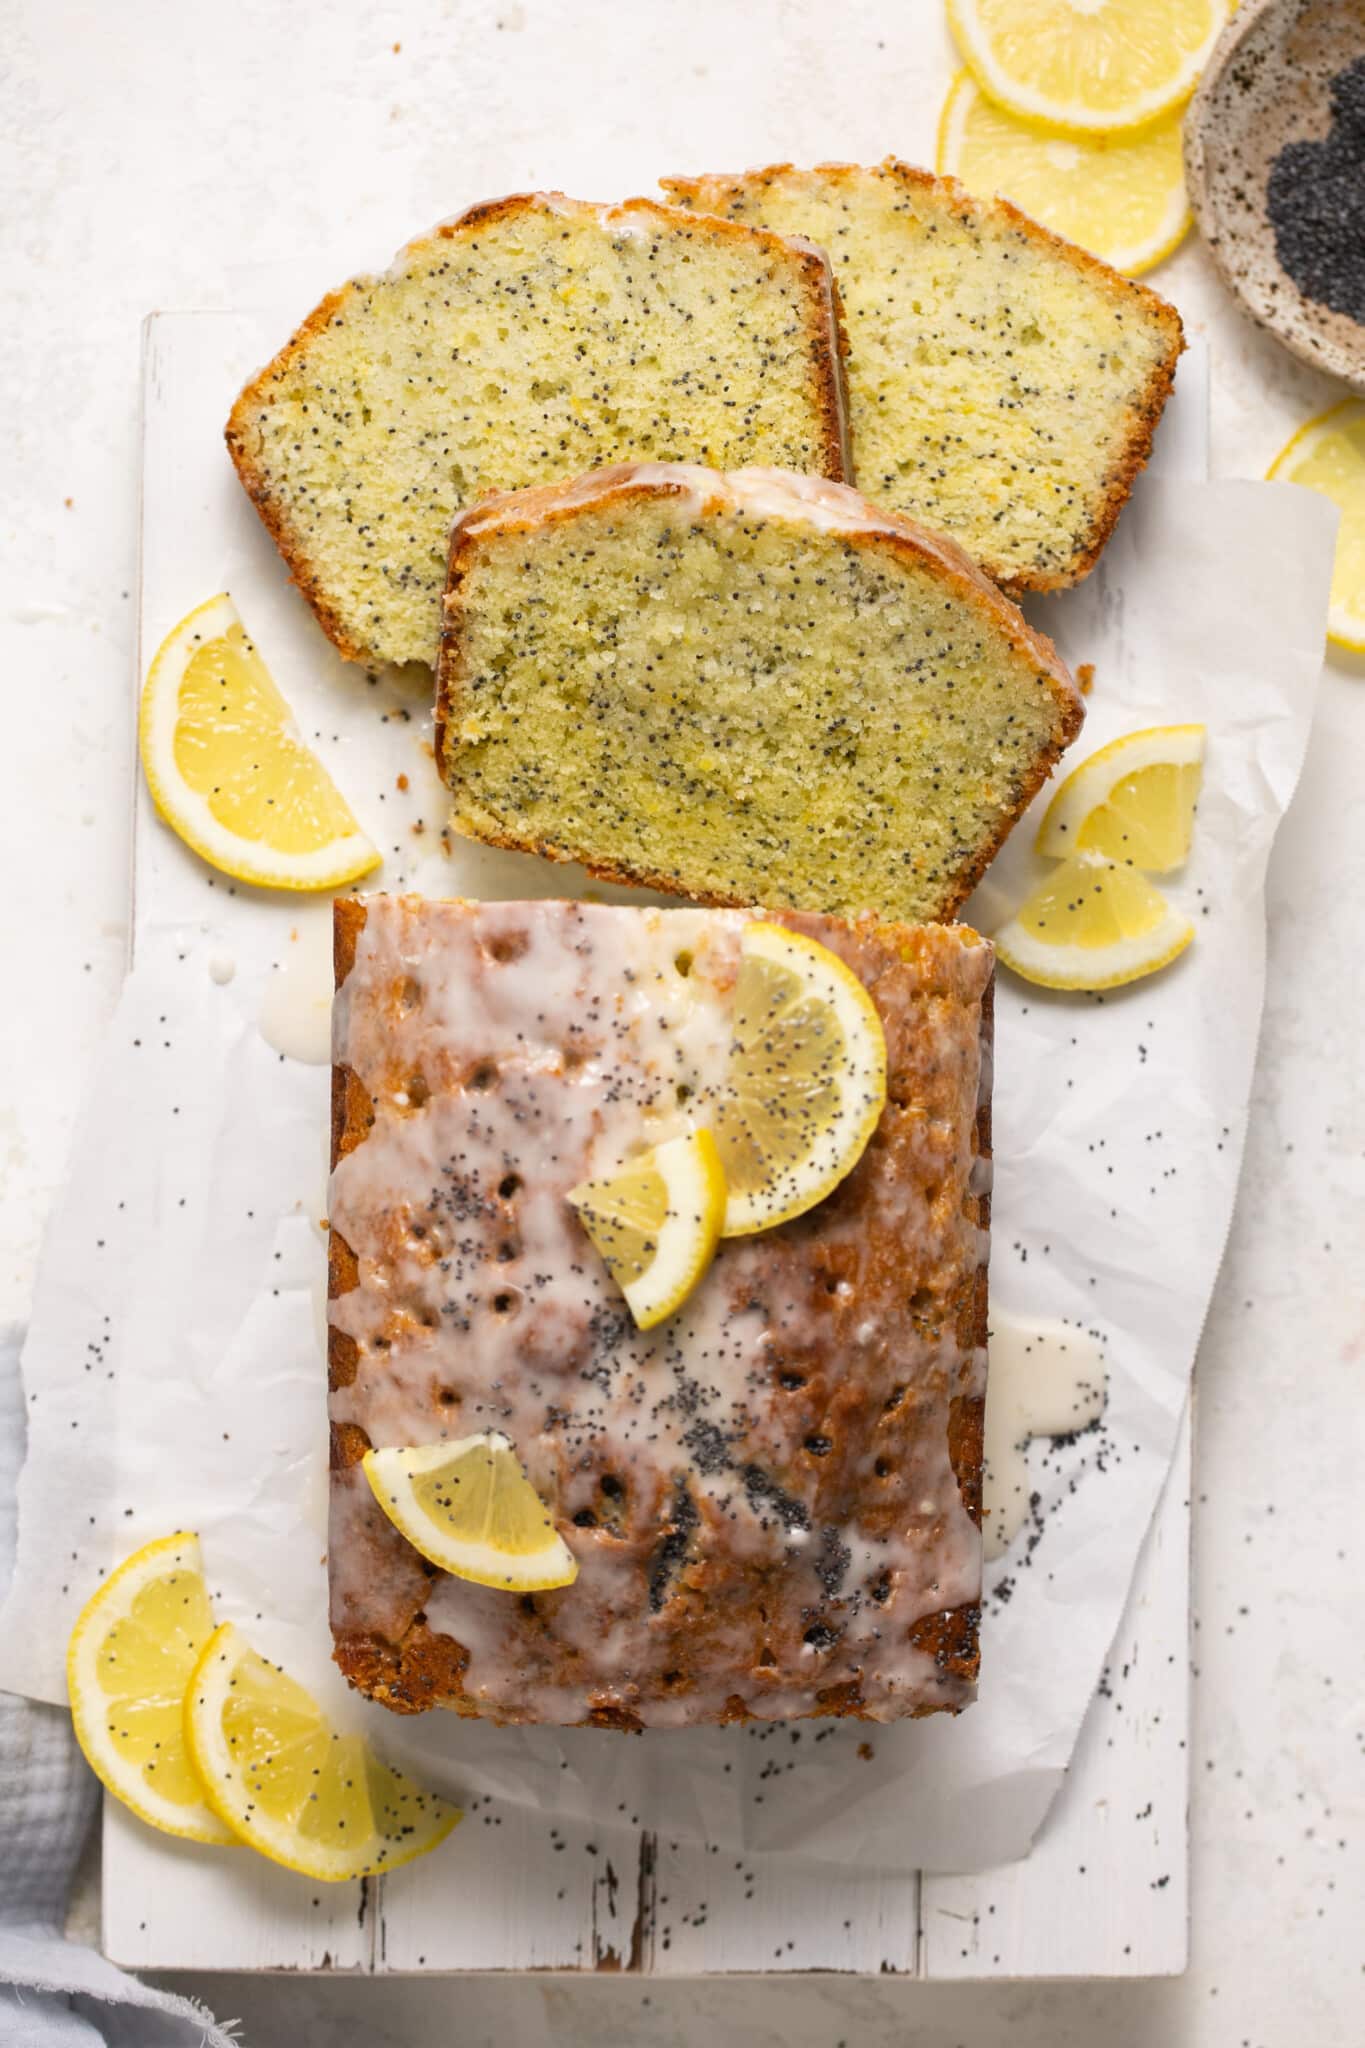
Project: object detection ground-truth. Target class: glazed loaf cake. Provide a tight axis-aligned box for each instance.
[434,462,1083,926]
[328,895,993,1728]
[226,193,849,670]
[662,160,1184,592]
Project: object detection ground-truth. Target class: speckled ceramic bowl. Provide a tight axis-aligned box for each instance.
[1185,0,1365,392]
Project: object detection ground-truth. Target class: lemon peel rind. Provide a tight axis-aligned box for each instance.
[362,1436,580,1593]
[717,921,888,1239]
[67,1531,235,1846]
[1267,399,1365,653]
[945,0,1229,140]
[994,897,1194,990]
[568,1128,726,1331]
[139,592,381,891]
[1036,723,1206,865]
[935,70,1192,275]
[185,1621,460,1881]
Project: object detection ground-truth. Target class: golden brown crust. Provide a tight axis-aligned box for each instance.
[225,194,851,665]
[327,897,991,1724]
[431,462,1082,918]
[661,157,1185,593]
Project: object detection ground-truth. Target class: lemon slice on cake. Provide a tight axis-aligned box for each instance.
[946,0,1229,138]
[708,922,887,1237]
[363,1434,579,1592]
[67,1532,233,1845]
[186,1622,460,1880]
[994,853,1194,989]
[1268,399,1365,651]
[1036,724,1205,870]
[568,1128,726,1329]
[936,72,1190,275]
[140,593,380,890]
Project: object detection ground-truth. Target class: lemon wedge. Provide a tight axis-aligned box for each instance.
[936,71,1190,275]
[567,1128,726,1329]
[706,921,886,1237]
[67,1532,233,1845]
[1268,399,1365,651]
[185,1621,460,1880]
[140,593,380,889]
[945,0,1229,138]
[1036,724,1205,870]
[994,853,1193,989]
[363,1433,579,1592]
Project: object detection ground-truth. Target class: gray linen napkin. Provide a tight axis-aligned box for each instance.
[0,1325,235,2047]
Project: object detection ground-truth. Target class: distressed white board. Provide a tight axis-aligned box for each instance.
[107,309,1196,1977]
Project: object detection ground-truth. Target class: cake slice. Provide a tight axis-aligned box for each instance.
[225,194,849,670]
[661,159,1184,592]
[434,463,1083,925]
[328,895,993,1727]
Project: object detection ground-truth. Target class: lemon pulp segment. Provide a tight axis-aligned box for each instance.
[1268,399,1365,651]
[66,1532,232,1844]
[937,71,1190,274]
[994,853,1194,989]
[186,1621,459,1879]
[567,1127,726,1328]
[708,922,887,1236]
[139,592,379,888]
[363,1434,579,1592]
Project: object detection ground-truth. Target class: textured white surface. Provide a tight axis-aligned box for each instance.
[2,0,1362,2037]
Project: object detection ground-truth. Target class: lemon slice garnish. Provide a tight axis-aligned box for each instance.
[706,922,887,1237]
[994,853,1193,989]
[66,1532,233,1845]
[140,593,381,890]
[185,1621,460,1880]
[568,1128,726,1329]
[1036,724,1205,871]
[363,1433,579,1593]
[936,71,1191,275]
[1268,398,1365,652]
[945,0,1229,138]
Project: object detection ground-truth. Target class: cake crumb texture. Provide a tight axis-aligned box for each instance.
[225,193,849,669]
[435,462,1083,926]
[662,159,1183,591]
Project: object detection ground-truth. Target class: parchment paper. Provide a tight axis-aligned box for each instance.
[0,471,1336,1873]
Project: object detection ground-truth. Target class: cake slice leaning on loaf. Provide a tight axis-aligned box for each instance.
[226,194,850,671]
[434,463,1083,926]
[662,160,1183,594]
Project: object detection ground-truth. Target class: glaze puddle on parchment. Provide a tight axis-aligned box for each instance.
[983,1312,1107,1560]
[258,910,336,1065]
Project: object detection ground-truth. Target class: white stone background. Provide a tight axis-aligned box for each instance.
[1,0,1362,2041]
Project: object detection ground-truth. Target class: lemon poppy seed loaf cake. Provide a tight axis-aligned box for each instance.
[226,194,850,670]
[662,159,1184,592]
[328,894,993,1726]
[434,462,1083,925]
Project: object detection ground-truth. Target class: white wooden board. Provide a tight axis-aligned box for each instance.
[106,309,1198,1978]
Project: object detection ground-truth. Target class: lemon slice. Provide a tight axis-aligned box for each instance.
[936,71,1190,275]
[994,853,1193,989]
[1036,724,1205,870]
[363,1433,579,1592]
[140,593,381,889]
[945,0,1229,138]
[706,921,886,1237]
[186,1622,460,1880]
[1268,399,1365,652]
[567,1128,726,1329]
[67,1532,233,1845]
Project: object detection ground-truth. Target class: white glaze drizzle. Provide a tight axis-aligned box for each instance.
[258,911,336,1067]
[329,898,991,1726]
[983,1312,1107,1561]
